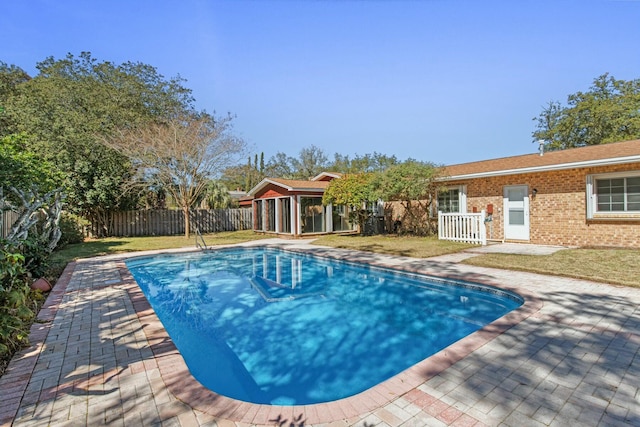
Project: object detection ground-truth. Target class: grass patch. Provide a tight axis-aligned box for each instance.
[312,234,475,258]
[49,231,640,289]
[463,248,640,288]
[49,230,271,278]
[313,234,640,288]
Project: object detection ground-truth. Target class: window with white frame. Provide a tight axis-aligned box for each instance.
[587,172,640,217]
[437,186,466,213]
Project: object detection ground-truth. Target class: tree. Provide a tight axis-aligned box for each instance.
[261,148,398,181]
[1,52,196,234]
[533,73,640,150]
[322,173,377,234]
[264,152,296,179]
[0,133,62,195]
[220,152,265,191]
[202,180,232,209]
[0,62,30,131]
[219,164,248,192]
[376,160,443,235]
[245,156,254,190]
[259,152,265,176]
[330,152,399,173]
[105,113,246,238]
[291,145,329,179]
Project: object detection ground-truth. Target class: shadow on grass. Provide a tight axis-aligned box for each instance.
[314,234,472,259]
[53,240,129,260]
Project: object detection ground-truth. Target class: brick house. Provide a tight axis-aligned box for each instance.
[248,172,357,237]
[439,139,640,248]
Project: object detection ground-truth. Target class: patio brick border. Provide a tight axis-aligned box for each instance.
[0,262,76,427]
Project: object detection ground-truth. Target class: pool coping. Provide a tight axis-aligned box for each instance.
[114,242,544,424]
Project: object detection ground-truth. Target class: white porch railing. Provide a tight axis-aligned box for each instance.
[438,210,487,245]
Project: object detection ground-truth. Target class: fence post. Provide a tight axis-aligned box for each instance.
[438,211,486,245]
[480,210,487,245]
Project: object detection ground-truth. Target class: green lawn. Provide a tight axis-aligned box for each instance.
[48,230,272,280]
[463,248,640,288]
[50,231,640,288]
[312,234,475,258]
[312,234,640,288]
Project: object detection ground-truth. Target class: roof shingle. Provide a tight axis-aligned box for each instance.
[442,139,640,179]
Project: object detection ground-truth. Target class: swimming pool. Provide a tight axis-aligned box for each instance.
[126,247,522,406]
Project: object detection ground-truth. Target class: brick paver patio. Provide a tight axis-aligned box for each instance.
[1,240,638,426]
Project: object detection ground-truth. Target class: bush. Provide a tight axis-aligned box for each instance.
[15,236,51,280]
[0,242,36,357]
[57,212,86,247]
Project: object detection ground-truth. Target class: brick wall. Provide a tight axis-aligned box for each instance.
[448,164,640,248]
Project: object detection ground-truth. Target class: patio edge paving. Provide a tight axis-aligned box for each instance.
[0,261,76,427]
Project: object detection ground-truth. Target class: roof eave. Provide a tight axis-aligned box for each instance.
[440,155,640,181]
[247,178,292,196]
[288,188,326,193]
[311,172,342,181]
[248,178,328,196]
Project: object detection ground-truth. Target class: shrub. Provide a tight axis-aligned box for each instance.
[57,212,86,247]
[16,236,51,279]
[0,243,35,356]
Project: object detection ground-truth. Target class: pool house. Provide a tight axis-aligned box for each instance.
[248,172,357,237]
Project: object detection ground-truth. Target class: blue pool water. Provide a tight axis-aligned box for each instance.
[126,247,522,405]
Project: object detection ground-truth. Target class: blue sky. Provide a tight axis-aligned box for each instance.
[2,0,639,166]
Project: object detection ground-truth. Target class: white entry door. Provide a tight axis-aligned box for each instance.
[503,185,530,240]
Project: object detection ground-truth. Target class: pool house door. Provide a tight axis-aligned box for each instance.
[503,185,530,241]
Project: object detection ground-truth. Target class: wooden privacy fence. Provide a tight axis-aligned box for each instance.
[1,210,20,239]
[438,210,487,245]
[88,208,253,237]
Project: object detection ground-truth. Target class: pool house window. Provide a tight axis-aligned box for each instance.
[265,199,276,231]
[332,204,353,232]
[279,198,291,233]
[300,197,325,233]
[587,172,640,217]
[254,200,264,231]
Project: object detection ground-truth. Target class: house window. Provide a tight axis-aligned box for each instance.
[437,187,466,213]
[438,189,459,213]
[596,177,640,212]
[587,172,640,218]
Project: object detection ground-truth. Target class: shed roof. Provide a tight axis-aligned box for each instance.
[442,139,640,180]
[248,177,330,197]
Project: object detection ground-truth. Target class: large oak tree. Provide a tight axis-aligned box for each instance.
[533,74,640,150]
[1,52,195,235]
